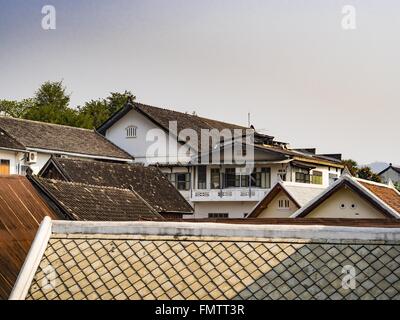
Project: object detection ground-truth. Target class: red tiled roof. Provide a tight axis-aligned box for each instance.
[359,181,400,214]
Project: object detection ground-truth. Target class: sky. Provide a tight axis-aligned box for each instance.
[0,0,399,165]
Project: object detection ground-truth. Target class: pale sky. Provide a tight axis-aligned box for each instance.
[0,0,399,165]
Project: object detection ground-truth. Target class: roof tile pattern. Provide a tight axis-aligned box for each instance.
[43,158,193,214]
[0,128,25,150]
[36,178,162,221]
[27,235,400,300]
[0,116,131,159]
[360,181,400,214]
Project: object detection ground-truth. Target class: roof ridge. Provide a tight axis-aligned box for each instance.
[0,115,93,132]
[39,178,135,193]
[355,177,395,189]
[134,101,247,129]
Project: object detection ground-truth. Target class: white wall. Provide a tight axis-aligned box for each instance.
[28,153,51,174]
[305,187,385,219]
[105,109,193,164]
[0,150,18,174]
[257,190,299,218]
[187,201,259,219]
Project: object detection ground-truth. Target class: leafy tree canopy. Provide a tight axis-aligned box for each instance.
[0,81,135,129]
[341,159,382,183]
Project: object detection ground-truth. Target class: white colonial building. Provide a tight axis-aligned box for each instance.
[98,101,344,219]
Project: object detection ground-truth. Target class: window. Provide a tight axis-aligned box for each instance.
[0,160,10,176]
[126,126,137,138]
[208,213,229,219]
[250,168,271,188]
[167,173,190,190]
[176,173,190,190]
[197,166,207,189]
[311,171,323,185]
[224,168,237,188]
[278,199,290,209]
[211,168,221,189]
[295,168,310,183]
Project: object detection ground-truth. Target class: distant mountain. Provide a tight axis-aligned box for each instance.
[365,162,389,174]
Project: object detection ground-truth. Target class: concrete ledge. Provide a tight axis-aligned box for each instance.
[52,220,400,242]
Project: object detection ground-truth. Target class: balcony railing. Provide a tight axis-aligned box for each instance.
[191,188,268,202]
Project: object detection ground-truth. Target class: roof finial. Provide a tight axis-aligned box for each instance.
[126,95,134,105]
[342,166,352,177]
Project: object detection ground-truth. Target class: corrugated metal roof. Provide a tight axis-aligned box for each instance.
[0,176,59,299]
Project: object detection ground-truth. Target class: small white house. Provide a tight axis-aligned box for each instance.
[0,116,132,175]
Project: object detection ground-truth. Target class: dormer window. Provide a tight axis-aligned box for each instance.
[126,126,137,138]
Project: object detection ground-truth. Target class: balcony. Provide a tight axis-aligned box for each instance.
[190,188,269,202]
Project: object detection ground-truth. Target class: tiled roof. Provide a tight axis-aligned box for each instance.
[0,128,25,150]
[292,175,400,218]
[40,157,193,214]
[0,176,59,300]
[359,180,400,214]
[12,220,400,300]
[0,116,132,160]
[33,178,163,221]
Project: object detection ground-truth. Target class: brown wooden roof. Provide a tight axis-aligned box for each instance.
[0,116,132,160]
[39,157,194,214]
[0,175,59,299]
[32,177,164,221]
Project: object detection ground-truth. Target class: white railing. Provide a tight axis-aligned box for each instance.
[191,188,269,202]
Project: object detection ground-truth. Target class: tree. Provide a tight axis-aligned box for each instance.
[357,166,381,183]
[76,99,109,129]
[341,159,358,176]
[23,81,78,126]
[0,81,134,128]
[106,91,135,115]
[341,159,382,183]
[395,182,400,192]
[0,99,33,117]
[76,91,135,129]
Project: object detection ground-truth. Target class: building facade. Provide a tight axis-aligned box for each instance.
[98,101,344,218]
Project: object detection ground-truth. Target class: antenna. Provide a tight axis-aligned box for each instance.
[247,112,251,127]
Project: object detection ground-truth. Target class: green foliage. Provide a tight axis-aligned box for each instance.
[341,159,358,176]
[341,159,382,183]
[0,81,135,129]
[22,81,78,126]
[395,182,400,192]
[357,166,382,183]
[0,99,33,118]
